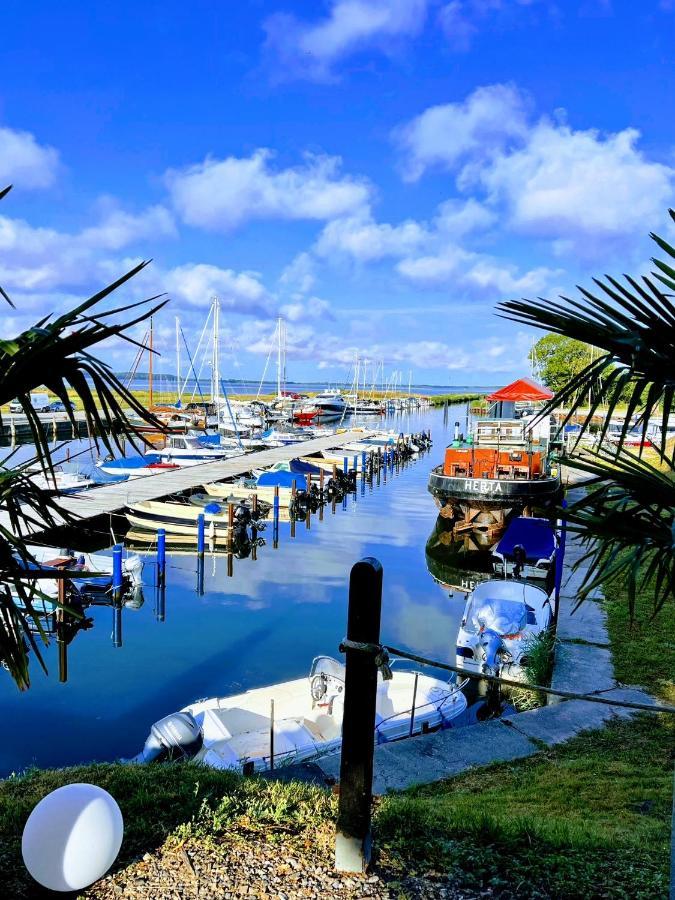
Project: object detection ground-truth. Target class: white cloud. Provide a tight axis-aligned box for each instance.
[315,211,428,261]
[397,243,559,295]
[397,83,675,258]
[394,83,529,181]
[162,264,273,317]
[80,204,176,250]
[0,204,175,292]
[438,1,545,51]
[279,252,317,294]
[165,149,371,233]
[473,122,675,255]
[0,126,60,189]
[280,296,335,322]
[264,0,428,81]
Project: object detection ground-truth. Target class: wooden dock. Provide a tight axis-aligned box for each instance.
[13,429,375,537]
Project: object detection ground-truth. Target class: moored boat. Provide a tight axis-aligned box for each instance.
[132,656,468,772]
[428,378,561,538]
[455,580,554,680]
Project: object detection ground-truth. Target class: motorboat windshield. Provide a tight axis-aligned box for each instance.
[310,656,345,681]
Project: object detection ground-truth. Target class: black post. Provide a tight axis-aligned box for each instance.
[335,557,383,873]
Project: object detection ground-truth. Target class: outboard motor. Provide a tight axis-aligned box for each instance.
[512,543,527,579]
[479,629,507,676]
[141,711,203,763]
[233,501,252,527]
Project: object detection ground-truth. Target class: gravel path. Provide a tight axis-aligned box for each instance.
[86,834,482,900]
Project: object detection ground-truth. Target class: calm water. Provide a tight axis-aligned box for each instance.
[0,406,474,775]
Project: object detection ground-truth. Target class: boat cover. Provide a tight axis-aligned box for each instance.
[288,459,323,475]
[487,377,553,402]
[496,517,555,562]
[256,471,308,491]
[472,599,527,636]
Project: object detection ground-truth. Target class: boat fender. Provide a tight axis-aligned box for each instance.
[204,502,221,514]
[141,711,203,763]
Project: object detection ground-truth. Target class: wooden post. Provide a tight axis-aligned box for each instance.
[335,557,383,873]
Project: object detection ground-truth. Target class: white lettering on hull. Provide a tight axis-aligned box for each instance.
[462,479,503,495]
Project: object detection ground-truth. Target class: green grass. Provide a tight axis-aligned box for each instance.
[376,715,672,898]
[0,762,335,898]
[602,572,675,703]
[428,392,482,407]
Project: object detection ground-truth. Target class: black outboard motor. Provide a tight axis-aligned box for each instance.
[141,711,203,763]
[233,501,252,527]
[512,543,527,579]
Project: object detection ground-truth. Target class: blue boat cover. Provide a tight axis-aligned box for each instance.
[256,470,308,491]
[289,459,323,475]
[496,517,555,562]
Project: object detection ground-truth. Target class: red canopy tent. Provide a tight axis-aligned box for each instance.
[487,377,553,402]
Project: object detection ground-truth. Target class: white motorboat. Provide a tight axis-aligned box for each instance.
[133,656,468,772]
[456,580,553,680]
[149,435,243,464]
[125,498,249,536]
[26,464,93,494]
[312,390,347,419]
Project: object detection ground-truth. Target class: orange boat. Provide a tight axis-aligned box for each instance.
[428,378,562,536]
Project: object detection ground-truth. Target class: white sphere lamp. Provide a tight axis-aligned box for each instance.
[21,783,124,892]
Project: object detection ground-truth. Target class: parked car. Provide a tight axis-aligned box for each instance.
[44,400,74,413]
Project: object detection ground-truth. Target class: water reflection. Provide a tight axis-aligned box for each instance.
[425,512,496,592]
[0,406,469,774]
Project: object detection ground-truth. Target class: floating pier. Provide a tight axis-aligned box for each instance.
[10,429,377,538]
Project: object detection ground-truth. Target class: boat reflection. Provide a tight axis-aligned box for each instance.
[425,513,496,593]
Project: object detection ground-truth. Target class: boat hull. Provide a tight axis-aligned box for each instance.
[428,466,562,511]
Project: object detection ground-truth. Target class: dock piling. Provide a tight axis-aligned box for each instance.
[335,558,383,873]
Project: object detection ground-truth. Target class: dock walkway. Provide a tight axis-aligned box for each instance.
[12,429,374,536]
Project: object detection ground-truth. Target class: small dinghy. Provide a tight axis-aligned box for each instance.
[126,498,263,535]
[456,580,553,680]
[133,656,468,772]
[491,516,557,583]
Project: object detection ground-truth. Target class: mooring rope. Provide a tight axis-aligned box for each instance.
[339,639,393,680]
[340,640,675,715]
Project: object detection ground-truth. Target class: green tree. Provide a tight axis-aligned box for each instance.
[498,209,675,617]
[530,334,593,393]
[0,185,164,688]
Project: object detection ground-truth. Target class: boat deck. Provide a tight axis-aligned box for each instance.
[9,429,374,537]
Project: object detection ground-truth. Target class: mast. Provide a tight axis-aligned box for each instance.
[212,297,221,411]
[276,316,283,399]
[408,369,412,399]
[148,316,154,408]
[175,316,181,404]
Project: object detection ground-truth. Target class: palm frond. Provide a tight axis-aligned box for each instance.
[497,211,675,458]
[559,447,675,618]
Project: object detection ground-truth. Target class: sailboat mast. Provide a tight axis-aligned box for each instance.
[148,316,154,408]
[276,317,282,399]
[175,316,181,404]
[212,297,221,409]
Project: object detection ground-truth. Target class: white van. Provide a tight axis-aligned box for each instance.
[9,392,50,414]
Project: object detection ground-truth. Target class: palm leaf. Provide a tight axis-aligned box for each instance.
[558,448,675,618]
[497,212,675,459]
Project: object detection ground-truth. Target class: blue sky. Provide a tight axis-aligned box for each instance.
[0,0,673,385]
